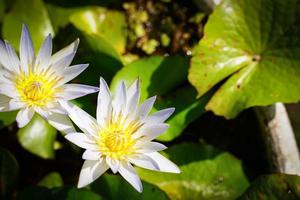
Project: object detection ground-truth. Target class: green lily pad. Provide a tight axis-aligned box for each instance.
[239,174,300,200]
[111,55,189,101]
[0,111,17,129]
[2,0,54,50]
[0,147,19,200]
[17,114,57,159]
[156,86,211,141]
[38,172,63,189]
[137,143,249,200]
[70,7,127,55]
[188,0,300,118]
[91,174,169,200]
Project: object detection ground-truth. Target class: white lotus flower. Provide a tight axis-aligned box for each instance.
[61,78,180,192]
[0,25,98,132]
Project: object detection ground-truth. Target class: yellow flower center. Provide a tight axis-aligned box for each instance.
[16,72,58,107]
[98,122,141,160]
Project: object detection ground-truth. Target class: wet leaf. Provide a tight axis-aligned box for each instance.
[189,0,300,118]
[2,0,54,50]
[0,111,17,129]
[138,143,249,200]
[70,7,127,54]
[239,174,300,200]
[52,186,103,200]
[17,114,57,159]
[91,174,169,200]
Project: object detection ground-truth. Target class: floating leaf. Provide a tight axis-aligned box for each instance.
[70,7,127,54]
[156,86,211,141]
[138,143,249,200]
[0,147,19,200]
[38,172,63,189]
[239,174,300,199]
[17,114,57,159]
[188,0,300,118]
[91,174,168,200]
[111,55,189,101]
[2,0,54,50]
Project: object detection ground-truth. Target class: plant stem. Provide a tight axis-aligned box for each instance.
[255,103,300,175]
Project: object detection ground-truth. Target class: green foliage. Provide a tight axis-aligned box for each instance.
[70,7,127,55]
[91,174,169,200]
[239,174,300,200]
[189,0,300,118]
[0,111,17,129]
[38,172,64,189]
[2,0,54,50]
[17,114,57,159]
[0,147,19,200]
[138,143,250,200]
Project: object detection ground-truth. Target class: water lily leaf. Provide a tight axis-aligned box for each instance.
[91,174,168,200]
[0,111,17,129]
[111,55,189,101]
[156,86,211,141]
[17,114,57,159]
[188,0,300,118]
[2,0,54,50]
[137,143,249,200]
[38,172,63,189]
[70,7,127,54]
[0,147,19,200]
[239,174,300,200]
[0,0,5,22]
[52,186,103,200]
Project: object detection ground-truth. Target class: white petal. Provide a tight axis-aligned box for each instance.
[47,112,76,134]
[97,77,111,124]
[133,123,169,141]
[16,107,35,128]
[78,159,109,188]
[0,83,18,98]
[127,79,139,101]
[20,24,34,74]
[146,152,180,173]
[106,157,120,174]
[50,39,79,66]
[58,84,99,100]
[65,132,97,150]
[60,101,98,136]
[0,94,10,111]
[5,41,20,73]
[136,141,167,153]
[125,79,140,116]
[129,154,159,171]
[9,99,25,111]
[136,96,156,119]
[35,34,52,72]
[118,162,142,193]
[0,40,12,71]
[57,64,89,86]
[82,149,101,160]
[50,52,76,74]
[113,81,127,117]
[145,108,175,124]
[34,107,49,119]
